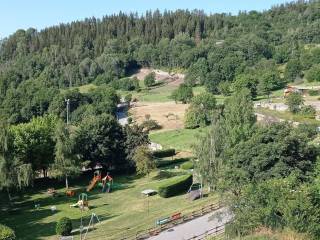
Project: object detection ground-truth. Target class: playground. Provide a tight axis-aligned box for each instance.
[0,156,218,240]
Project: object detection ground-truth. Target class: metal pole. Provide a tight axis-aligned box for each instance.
[65,99,70,125]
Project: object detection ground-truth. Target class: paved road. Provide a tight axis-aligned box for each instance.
[148,207,232,240]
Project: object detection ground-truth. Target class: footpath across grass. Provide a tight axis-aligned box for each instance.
[1,162,217,240]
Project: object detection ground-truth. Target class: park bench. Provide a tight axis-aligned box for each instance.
[171,212,182,221]
[156,217,171,226]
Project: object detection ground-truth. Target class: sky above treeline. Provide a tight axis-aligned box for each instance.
[0,0,290,38]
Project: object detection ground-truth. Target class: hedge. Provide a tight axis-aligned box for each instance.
[156,158,189,168]
[309,90,319,96]
[158,174,193,198]
[153,149,175,158]
[181,161,194,170]
[56,217,72,236]
[0,224,15,240]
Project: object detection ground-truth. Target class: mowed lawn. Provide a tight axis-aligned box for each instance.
[150,127,209,152]
[1,165,217,240]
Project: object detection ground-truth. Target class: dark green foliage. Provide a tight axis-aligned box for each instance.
[0,224,15,240]
[218,81,231,96]
[300,105,316,119]
[110,77,139,91]
[1,2,320,123]
[144,72,156,88]
[171,84,193,104]
[305,64,320,82]
[225,123,318,193]
[285,59,303,82]
[180,161,194,170]
[184,92,216,129]
[158,174,193,198]
[309,90,320,96]
[152,149,176,158]
[74,114,126,168]
[56,217,72,236]
[124,124,150,163]
[285,92,304,113]
[155,158,189,168]
[141,119,161,131]
[230,176,320,238]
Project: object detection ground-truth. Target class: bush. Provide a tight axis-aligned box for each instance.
[0,224,15,240]
[309,90,319,96]
[153,149,176,158]
[181,161,194,170]
[300,105,316,119]
[144,72,156,88]
[158,174,193,198]
[56,217,72,236]
[141,119,161,131]
[155,158,189,168]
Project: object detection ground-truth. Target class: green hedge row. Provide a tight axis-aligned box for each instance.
[180,161,194,170]
[0,224,15,240]
[156,158,189,168]
[158,174,193,198]
[153,149,176,158]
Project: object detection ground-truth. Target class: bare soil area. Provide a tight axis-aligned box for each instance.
[132,68,184,87]
[130,101,189,130]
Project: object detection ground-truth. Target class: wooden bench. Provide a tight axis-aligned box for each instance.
[171,212,182,221]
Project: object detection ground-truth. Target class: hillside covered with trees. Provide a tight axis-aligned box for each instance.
[0,1,320,123]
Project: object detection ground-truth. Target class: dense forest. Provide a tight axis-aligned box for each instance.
[1,1,320,239]
[0,1,320,124]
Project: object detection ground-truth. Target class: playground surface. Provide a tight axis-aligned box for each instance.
[148,207,232,240]
[1,158,218,240]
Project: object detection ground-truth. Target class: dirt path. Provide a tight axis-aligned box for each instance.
[148,207,232,240]
[132,68,185,87]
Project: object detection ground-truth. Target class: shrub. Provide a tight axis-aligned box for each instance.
[0,224,15,240]
[124,93,132,102]
[56,217,72,236]
[181,161,194,170]
[300,105,316,119]
[141,119,161,131]
[155,158,189,168]
[127,117,133,124]
[309,90,319,96]
[153,149,176,158]
[158,174,193,198]
[144,72,156,88]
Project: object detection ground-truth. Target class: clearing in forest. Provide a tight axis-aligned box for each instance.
[130,101,188,131]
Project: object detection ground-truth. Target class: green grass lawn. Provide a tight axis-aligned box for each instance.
[256,108,319,125]
[1,161,217,240]
[149,127,209,152]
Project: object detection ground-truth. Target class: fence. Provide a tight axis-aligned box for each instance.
[119,202,222,240]
[80,202,224,240]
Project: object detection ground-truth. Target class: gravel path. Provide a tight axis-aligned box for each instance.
[148,207,232,240]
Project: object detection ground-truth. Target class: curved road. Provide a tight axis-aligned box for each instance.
[148,207,232,240]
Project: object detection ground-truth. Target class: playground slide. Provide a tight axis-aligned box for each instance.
[87,177,98,192]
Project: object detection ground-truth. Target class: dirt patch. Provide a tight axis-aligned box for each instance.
[132,68,184,87]
[130,101,189,130]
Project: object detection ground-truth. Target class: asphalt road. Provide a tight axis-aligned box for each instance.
[148,207,232,240]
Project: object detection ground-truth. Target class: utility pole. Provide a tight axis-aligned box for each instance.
[65,99,70,125]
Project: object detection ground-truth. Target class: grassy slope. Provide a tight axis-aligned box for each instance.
[255,107,319,125]
[1,163,217,240]
[149,127,209,152]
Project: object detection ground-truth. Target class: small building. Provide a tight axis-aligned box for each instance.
[284,85,320,97]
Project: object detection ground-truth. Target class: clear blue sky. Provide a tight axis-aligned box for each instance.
[0,0,289,38]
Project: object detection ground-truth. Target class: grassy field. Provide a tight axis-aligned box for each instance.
[1,158,217,240]
[149,127,209,152]
[255,108,319,125]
